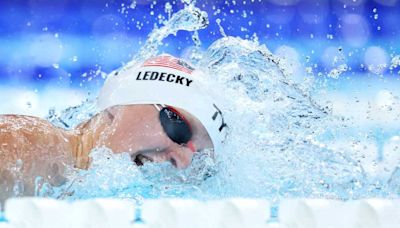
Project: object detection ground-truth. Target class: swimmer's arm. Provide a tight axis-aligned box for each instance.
[0,115,74,200]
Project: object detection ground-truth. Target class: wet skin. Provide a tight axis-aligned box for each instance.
[0,104,213,202]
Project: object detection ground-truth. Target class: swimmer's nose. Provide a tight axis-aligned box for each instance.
[165,144,194,169]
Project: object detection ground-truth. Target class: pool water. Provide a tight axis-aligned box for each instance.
[37,2,400,203]
[2,1,400,204]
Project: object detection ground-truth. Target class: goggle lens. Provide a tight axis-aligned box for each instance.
[159,107,192,145]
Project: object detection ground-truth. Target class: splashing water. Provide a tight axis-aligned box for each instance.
[43,2,400,202]
[47,98,98,130]
[125,2,208,69]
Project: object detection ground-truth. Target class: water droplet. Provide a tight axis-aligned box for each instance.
[216,18,226,37]
[390,55,400,69]
[130,1,137,9]
[165,2,173,18]
[242,10,247,18]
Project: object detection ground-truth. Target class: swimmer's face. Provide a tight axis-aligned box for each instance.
[94,105,214,169]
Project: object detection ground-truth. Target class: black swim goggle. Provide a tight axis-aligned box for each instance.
[154,104,195,152]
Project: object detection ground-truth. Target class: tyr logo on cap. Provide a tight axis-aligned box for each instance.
[212,104,228,132]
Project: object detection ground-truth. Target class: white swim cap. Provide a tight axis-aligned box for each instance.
[97,55,227,151]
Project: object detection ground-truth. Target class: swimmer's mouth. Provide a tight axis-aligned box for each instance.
[133,154,153,166]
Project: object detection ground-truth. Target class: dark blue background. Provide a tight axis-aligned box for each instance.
[0,0,399,90]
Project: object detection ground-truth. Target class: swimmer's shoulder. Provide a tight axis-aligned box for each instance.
[0,114,57,131]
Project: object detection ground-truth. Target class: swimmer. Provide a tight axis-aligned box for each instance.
[0,55,227,202]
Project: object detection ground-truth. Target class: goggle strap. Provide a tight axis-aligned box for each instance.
[153,104,166,111]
